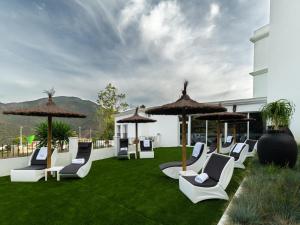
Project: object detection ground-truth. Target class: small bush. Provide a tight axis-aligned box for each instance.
[228,154,300,225]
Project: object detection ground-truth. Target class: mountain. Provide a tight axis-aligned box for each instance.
[0,96,99,144]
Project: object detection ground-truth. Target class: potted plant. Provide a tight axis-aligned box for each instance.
[257,99,298,168]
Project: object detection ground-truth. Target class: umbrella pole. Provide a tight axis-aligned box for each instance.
[217,120,220,153]
[47,116,52,168]
[182,114,187,171]
[135,123,138,159]
[233,124,237,144]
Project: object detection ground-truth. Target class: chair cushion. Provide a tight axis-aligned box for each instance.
[245,139,257,152]
[203,154,230,182]
[15,165,46,170]
[140,140,152,151]
[31,149,47,166]
[207,143,217,154]
[159,157,198,170]
[182,176,218,187]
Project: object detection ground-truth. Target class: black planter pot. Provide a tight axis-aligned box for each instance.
[257,129,298,168]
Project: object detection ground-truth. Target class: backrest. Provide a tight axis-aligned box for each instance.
[76,142,92,163]
[203,153,231,182]
[192,142,205,159]
[120,139,129,149]
[230,143,247,160]
[140,140,152,151]
[245,139,257,152]
[31,148,47,166]
[226,136,233,144]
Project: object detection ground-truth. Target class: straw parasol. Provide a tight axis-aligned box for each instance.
[196,112,246,152]
[145,81,226,171]
[117,107,156,158]
[3,89,86,168]
[220,118,255,143]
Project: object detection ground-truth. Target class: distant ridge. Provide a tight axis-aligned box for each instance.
[0,96,99,143]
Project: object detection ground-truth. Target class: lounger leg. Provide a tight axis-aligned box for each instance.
[45,170,48,181]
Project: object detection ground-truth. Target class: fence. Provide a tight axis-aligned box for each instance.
[0,142,36,159]
[0,139,114,159]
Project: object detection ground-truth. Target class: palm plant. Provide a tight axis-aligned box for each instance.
[261,99,295,130]
[35,121,73,151]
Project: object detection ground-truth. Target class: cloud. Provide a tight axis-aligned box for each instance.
[0,0,270,106]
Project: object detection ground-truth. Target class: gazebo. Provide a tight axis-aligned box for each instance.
[146,81,226,171]
[117,107,156,158]
[3,89,86,168]
[196,112,246,152]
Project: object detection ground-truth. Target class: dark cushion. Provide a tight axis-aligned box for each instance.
[230,144,246,161]
[15,165,46,170]
[120,139,129,149]
[182,176,218,187]
[203,154,230,182]
[159,156,198,170]
[31,149,47,166]
[140,140,152,151]
[245,139,257,152]
[118,150,128,156]
[208,143,217,154]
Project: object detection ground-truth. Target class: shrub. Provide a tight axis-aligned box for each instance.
[227,154,300,225]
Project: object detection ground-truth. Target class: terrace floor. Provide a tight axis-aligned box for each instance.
[0,147,246,225]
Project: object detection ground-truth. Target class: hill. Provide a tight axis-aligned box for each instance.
[0,96,99,143]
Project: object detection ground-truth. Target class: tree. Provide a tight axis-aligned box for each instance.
[97,83,128,140]
[35,121,73,151]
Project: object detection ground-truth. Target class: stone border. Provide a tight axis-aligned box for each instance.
[217,178,245,225]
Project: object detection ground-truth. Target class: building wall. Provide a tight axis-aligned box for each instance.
[268,0,300,141]
[115,111,179,147]
[250,25,269,98]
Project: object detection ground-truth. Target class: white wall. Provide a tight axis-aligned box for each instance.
[115,112,179,147]
[268,0,300,141]
[253,74,268,98]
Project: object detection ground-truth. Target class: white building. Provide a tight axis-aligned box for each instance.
[115,0,300,146]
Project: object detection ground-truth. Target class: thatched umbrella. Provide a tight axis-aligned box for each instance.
[220,118,255,143]
[3,89,86,168]
[196,112,246,152]
[145,81,226,171]
[117,107,156,158]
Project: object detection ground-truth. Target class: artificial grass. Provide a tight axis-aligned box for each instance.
[0,147,247,225]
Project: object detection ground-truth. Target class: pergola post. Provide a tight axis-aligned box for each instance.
[216,120,220,153]
[182,113,187,171]
[135,123,139,158]
[47,116,52,168]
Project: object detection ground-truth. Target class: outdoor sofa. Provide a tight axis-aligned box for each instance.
[139,140,154,158]
[117,138,130,159]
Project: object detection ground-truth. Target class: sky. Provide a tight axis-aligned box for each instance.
[0,0,270,107]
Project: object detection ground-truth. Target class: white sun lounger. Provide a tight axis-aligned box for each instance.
[220,136,234,154]
[159,142,207,179]
[10,148,58,182]
[244,139,258,157]
[139,140,154,159]
[229,143,249,169]
[179,153,234,203]
[60,142,92,178]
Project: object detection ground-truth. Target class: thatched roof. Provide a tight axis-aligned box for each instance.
[3,90,86,118]
[220,118,255,124]
[196,112,246,121]
[145,81,227,115]
[117,107,156,124]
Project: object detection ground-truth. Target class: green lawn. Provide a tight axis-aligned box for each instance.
[0,147,247,225]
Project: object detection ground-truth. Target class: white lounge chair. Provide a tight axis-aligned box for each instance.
[60,142,92,178]
[159,142,207,179]
[220,136,234,154]
[244,139,258,157]
[179,153,234,203]
[139,140,154,159]
[206,142,217,157]
[10,147,58,182]
[229,143,249,169]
